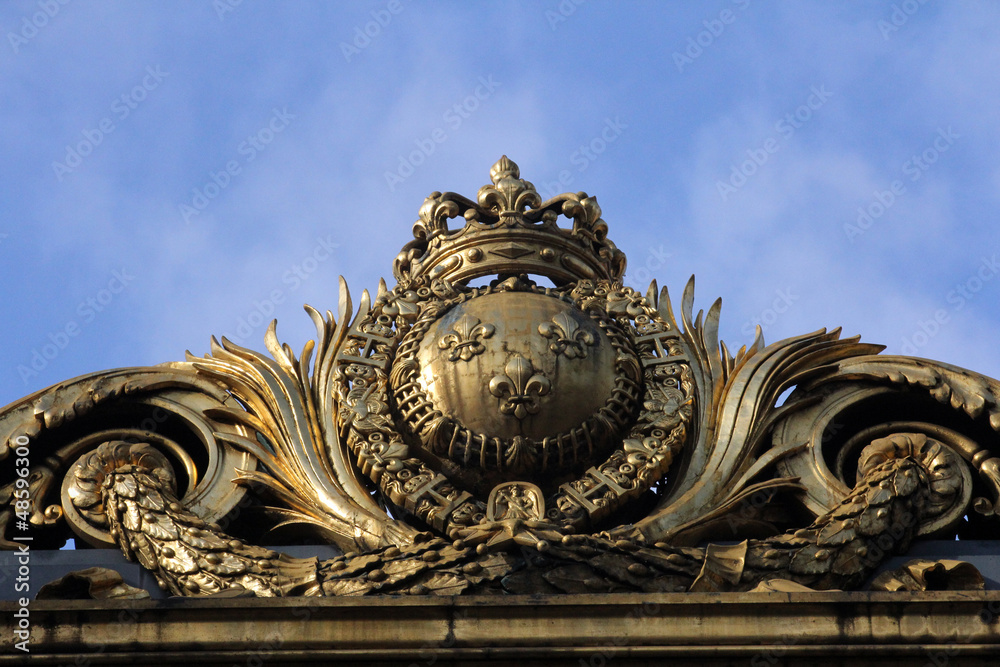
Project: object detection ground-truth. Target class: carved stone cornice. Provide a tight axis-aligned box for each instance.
[4,592,1000,664]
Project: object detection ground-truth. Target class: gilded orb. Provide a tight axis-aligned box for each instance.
[418,291,615,440]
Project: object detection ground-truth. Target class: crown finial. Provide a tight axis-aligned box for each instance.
[490,155,519,183]
[479,156,540,217]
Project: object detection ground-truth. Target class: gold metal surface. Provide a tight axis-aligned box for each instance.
[417,291,615,441]
[3,157,1000,601]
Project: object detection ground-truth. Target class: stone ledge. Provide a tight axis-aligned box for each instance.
[3,591,1000,665]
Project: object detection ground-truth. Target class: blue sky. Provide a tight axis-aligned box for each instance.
[2,1,999,408]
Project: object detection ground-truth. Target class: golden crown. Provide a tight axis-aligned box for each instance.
[393,156,626,286]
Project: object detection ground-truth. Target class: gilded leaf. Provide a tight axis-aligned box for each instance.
[114,476,137,499]
[142,513,180,541]
[132,534,158,571]
[421,572,469,596]
[123,503,142,532]
[199,552,247,577]
[180,528,230,550]
[159,543,199,574]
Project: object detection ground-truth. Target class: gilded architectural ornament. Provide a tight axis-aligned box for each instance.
[489,354,551,420]
[539,311,596,359]
[3,156,1000,599]
[438,314,495,362]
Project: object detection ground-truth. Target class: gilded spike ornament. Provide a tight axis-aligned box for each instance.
[3,157,1000,598]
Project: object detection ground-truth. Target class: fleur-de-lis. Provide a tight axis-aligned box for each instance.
[538,311,595,359]
[380,289,421,321]
[623,437,672,476]
[438,314,495,361]
[357,435,408,482]
[489,354,551,419]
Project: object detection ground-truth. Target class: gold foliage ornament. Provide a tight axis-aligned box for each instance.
[3,157,1000,598]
